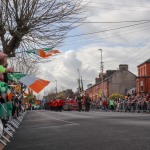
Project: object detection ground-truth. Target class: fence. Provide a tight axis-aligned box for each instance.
[0,107,26,147]
[91,101,150,113]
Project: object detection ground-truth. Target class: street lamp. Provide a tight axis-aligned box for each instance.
[98,49,104,100]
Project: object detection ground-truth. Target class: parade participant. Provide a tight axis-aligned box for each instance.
[53,99,58,111]
[58,99,64,111]
[85,93,91,111]
[57,99,63,111]
[50,100,53,111]
[76,94,82,111]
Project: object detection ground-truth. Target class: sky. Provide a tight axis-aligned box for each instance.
[37,0,150,97]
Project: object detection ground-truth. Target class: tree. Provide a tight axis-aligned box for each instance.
[62,89,75,99]
[0,0,87,61]
[45,89,75,100]
[8,55,39,75]
[109,93,124,100]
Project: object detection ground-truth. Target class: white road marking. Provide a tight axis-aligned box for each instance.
[36,111,79,124]
[19,123,79,131]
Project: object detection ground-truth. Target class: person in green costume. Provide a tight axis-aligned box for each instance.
[0,50,13,120]
[0,102,4,119]
[6,97,13,120]
[0,82,8,120]
[0,51,14,73]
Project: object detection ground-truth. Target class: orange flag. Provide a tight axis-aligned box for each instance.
[45,50,60,58]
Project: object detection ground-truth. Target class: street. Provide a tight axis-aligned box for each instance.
[4,110,150,150]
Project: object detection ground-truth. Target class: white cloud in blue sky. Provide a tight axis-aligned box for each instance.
[37,0,150,97]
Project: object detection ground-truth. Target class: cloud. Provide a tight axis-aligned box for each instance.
[37,48,100,95]
[37,0,150,98]
[81,0,150,44]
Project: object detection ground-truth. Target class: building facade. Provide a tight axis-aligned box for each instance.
[86,64,137,100]
[136,59,150,95]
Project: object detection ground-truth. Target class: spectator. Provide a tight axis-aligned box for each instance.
[102,99,107,111]
[6,97,13,121]
[109,99,114,111]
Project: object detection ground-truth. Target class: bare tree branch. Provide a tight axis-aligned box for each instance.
[8,55,39,75]
[0,0,87,62]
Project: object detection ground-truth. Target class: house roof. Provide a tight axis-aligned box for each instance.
[137,58,150,67]
[86,69,137,90]
[86,70,118,90]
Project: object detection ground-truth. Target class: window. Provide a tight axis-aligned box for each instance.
[138,69,140,76]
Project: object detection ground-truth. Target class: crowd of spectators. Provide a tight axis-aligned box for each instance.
[0,51,25,126]
[91,93,150,113]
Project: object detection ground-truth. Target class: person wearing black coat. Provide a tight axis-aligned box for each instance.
[76,95,82,111]
[85,94,91,111]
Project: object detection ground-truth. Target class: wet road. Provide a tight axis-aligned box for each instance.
[4,110,150,150]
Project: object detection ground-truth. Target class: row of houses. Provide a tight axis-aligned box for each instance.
[85,59,150,100]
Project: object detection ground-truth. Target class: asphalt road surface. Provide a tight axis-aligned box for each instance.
[4,110,150,150]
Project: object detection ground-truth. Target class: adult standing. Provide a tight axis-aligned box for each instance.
[76,95,82,111]
[58,99,64,111]
[15,97,19,117]
[12,97,19,118]
[6,97,13,121]
[85,94,91,111]
[0,96,5,120]
[109,99,114,111]
[102,99,107,111]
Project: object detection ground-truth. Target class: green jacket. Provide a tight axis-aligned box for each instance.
[109,100,114,106]
[0,65,6,73]
[6,102,13,116]
[0,104,4,118]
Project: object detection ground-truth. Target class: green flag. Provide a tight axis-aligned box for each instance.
[8,73,26,81]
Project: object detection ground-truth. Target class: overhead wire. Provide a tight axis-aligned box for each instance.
[60,1,150,75]
[126,38,150,55]
[60,21,150,70]
[126,45,150,66]
[88,1,150,9]
[87,6,150,12]
[58,20,150,24]
[63,23,150,46]
[67,21,150,38]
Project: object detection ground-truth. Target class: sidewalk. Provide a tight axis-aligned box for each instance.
[0,131,12,149]
[0,111,26,150]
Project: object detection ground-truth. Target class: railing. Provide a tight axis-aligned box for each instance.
[0,105,27,147]
[90,101,150,113]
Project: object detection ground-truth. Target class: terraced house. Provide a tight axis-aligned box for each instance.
[86,64,137,100]
[136,59,150,95]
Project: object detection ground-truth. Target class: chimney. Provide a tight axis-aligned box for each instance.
[119,64,128,71]
[106,70,117,78]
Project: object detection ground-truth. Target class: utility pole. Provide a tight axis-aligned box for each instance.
[99,49,104,100]
[80,76,84,92]
[55,80,57,95]
[77,68,81,94]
